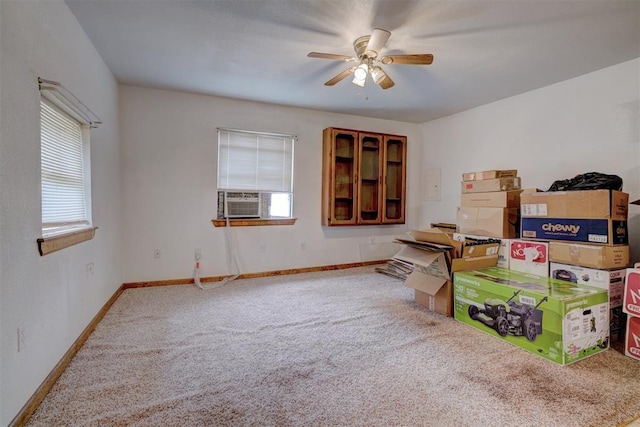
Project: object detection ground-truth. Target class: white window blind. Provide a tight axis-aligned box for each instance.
[41,99,89,229]
[217,129,294,192]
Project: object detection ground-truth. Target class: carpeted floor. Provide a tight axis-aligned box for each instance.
[26,267,640,426]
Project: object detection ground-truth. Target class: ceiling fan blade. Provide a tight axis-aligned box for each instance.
[324,66,356,86]
[365,28,391,58]
[308,52,356,62]
[380,54,434,65]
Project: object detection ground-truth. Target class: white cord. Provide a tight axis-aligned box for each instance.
[194,217,239,290]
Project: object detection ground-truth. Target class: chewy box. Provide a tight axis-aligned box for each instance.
[520,190,629,245]
[454,267,609,365]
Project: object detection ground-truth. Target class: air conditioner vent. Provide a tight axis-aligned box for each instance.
[224,191,261,218]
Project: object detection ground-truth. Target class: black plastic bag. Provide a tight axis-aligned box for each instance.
[547,172,623,192]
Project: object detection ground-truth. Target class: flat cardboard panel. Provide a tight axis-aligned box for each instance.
[404,270,448,295]
[408,228,455,246]
[454,267,609,365]
[460,190,523,208]
[520,190,628,220]
[521,217,628,245]
[461,177,521,194]
[548,242,630,269]
[462,170,518,181]
[456,207,519,238]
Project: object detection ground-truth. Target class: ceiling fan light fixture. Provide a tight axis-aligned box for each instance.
[353,63,368,80]
[371,67,386,84]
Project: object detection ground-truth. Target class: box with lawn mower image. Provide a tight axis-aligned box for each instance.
[453,267,610,365]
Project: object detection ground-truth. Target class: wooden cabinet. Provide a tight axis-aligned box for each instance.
[322,127,406,226]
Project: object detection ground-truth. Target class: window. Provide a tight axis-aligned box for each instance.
[217,128,295,219]
[37,78,101,255]
[40,99,91,236]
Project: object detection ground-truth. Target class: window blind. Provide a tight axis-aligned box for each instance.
[41,100,88,226]
[217,129,294,192]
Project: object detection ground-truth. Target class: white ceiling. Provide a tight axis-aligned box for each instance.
[65,0,640,123]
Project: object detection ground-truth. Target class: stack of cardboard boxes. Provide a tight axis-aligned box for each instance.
[519,189,630,341]
[456,169,521,239]
[455,170,550,276]
[452,183,632,364]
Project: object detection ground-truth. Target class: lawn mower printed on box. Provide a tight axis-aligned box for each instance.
[468,290,547,341]
[454,267,609,365]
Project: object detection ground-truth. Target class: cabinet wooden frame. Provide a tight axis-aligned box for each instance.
[322,127,406,226]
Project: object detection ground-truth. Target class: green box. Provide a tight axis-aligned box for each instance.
[454,267,609,365]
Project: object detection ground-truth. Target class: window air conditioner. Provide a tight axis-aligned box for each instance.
[224,191,261,218]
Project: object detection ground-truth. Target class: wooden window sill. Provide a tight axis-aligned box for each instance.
[37,227,97,256]
[211,218,297,227]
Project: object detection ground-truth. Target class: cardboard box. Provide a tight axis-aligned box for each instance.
[623,268,640,317]
[548,242,630,269]
[460,190,523,208]
[551,263,626,340]
[462,169,518,181]
[453,233,511,269]
[521,217,628,245]
[461,177,521,194]
[394,229,499,317]
[509,240,549,276]
[454,267,610,365]
[550,263,625,307]
[414,282,453,317]
[624,315,640,361]
[456,207,519,238]
[520,190,628,220]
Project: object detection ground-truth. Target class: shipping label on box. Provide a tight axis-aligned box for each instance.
[624,315,640,361]
[454,267,609,365]
[623,269,640,317]
[462,169,518,182]
[548,242,630,269]
[520,218,628,245]
[461,177,521,194]
[550,263,625,308]
[520,190,628,220]
[460,190,523,208]
[509,240,549,276]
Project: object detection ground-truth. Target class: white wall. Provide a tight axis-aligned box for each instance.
[419,58,640,260]
[119,86,422,283]
[0,1,121,424]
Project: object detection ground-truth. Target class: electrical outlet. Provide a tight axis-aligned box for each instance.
[195,248,201,260]
[154,249,161,259]
[86,262,94,276]
[370,236,376,244]
[300,242,306,251]
[259,242,266,253]
[17,327,25,352]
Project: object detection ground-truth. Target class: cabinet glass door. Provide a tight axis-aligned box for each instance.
[383,135,406,223]
[358,133,383,224]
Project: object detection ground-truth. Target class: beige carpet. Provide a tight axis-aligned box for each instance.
[27,266,640,426]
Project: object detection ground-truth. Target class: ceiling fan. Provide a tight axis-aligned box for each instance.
[307,28,433,90]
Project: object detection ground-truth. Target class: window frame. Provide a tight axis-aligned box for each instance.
[215,128,296,224]
[37,78,100,255]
